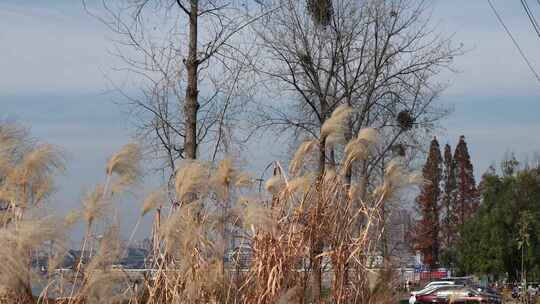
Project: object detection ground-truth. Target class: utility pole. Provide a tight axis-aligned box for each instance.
[518,211,532,293]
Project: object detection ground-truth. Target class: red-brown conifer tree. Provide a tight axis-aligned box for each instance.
[413,137,442,269]
[453,135,479,226]
[441,144,457,248]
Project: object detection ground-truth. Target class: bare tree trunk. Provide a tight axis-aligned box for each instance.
[310,239,323,303]
[311,183,323,303]
[311,101,328,303]
[184,0,200,160]
[152,208,161,260]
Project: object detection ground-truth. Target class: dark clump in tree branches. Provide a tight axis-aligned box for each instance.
[397,110,415,131]
[307,0,333,26]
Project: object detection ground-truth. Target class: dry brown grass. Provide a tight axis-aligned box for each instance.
[0,120,416,304]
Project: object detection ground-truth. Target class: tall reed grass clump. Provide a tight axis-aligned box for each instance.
[0,116,419,304]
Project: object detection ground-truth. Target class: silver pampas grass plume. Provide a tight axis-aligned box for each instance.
[289,140,318,176]
[105,143,142,194]
[341,128,380,175]
[320,105,353,140]
[175,160,210,204]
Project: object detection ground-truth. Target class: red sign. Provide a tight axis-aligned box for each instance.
[419,271,447,281]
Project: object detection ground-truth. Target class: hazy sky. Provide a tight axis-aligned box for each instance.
[1,0,540,242]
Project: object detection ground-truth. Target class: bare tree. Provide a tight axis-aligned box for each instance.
[84,0,267,269]
[86,0,263,180]
[251,0,461,300]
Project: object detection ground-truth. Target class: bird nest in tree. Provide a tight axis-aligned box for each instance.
[397,110,414,130]
[307,0,333,26]
[392,144,406,157]
[298,51,312,66]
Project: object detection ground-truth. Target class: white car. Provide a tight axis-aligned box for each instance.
[424,281,456,289]
[409,281,457,304]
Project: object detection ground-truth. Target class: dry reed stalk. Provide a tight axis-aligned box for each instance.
[210,159,253,200]
[105,143,142,196]
[289,140,319,176]
[66,143,144,303]
[141,190,166,218]
[81,185,108,227]
[265,175,285,196]
[320,105,353,140]
[236,196,277,237]
[174,160,210,205]
[154,199,228,303]
[234,172,253,189]
[0,124,68,304]
[68,184,110,303]
[0,143,63,225]
[122,189,168,259]
[0,217,64,304]
[241,152,421,304]
[0,123,28,166]
[341,128,380,176]
[210,159,234,202]
[285,173,315,196]
[0,122,424,304]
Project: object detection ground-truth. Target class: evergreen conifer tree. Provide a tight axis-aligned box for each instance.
[441,144,457,248]
[413,137,443,269]
[453,135,479,226]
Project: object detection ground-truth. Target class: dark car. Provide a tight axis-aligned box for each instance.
[415,286,499,304]
[474,286,502,303]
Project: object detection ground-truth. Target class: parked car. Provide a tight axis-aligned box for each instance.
[413,285,463,303]
[424,281,456,289]
[409,285,461,304]
[415,286,500,304]
[474,285,502,302]
[478,287,502,304]
[438,276,474,286]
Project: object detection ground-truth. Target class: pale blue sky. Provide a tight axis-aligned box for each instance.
[1,0,540,242]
